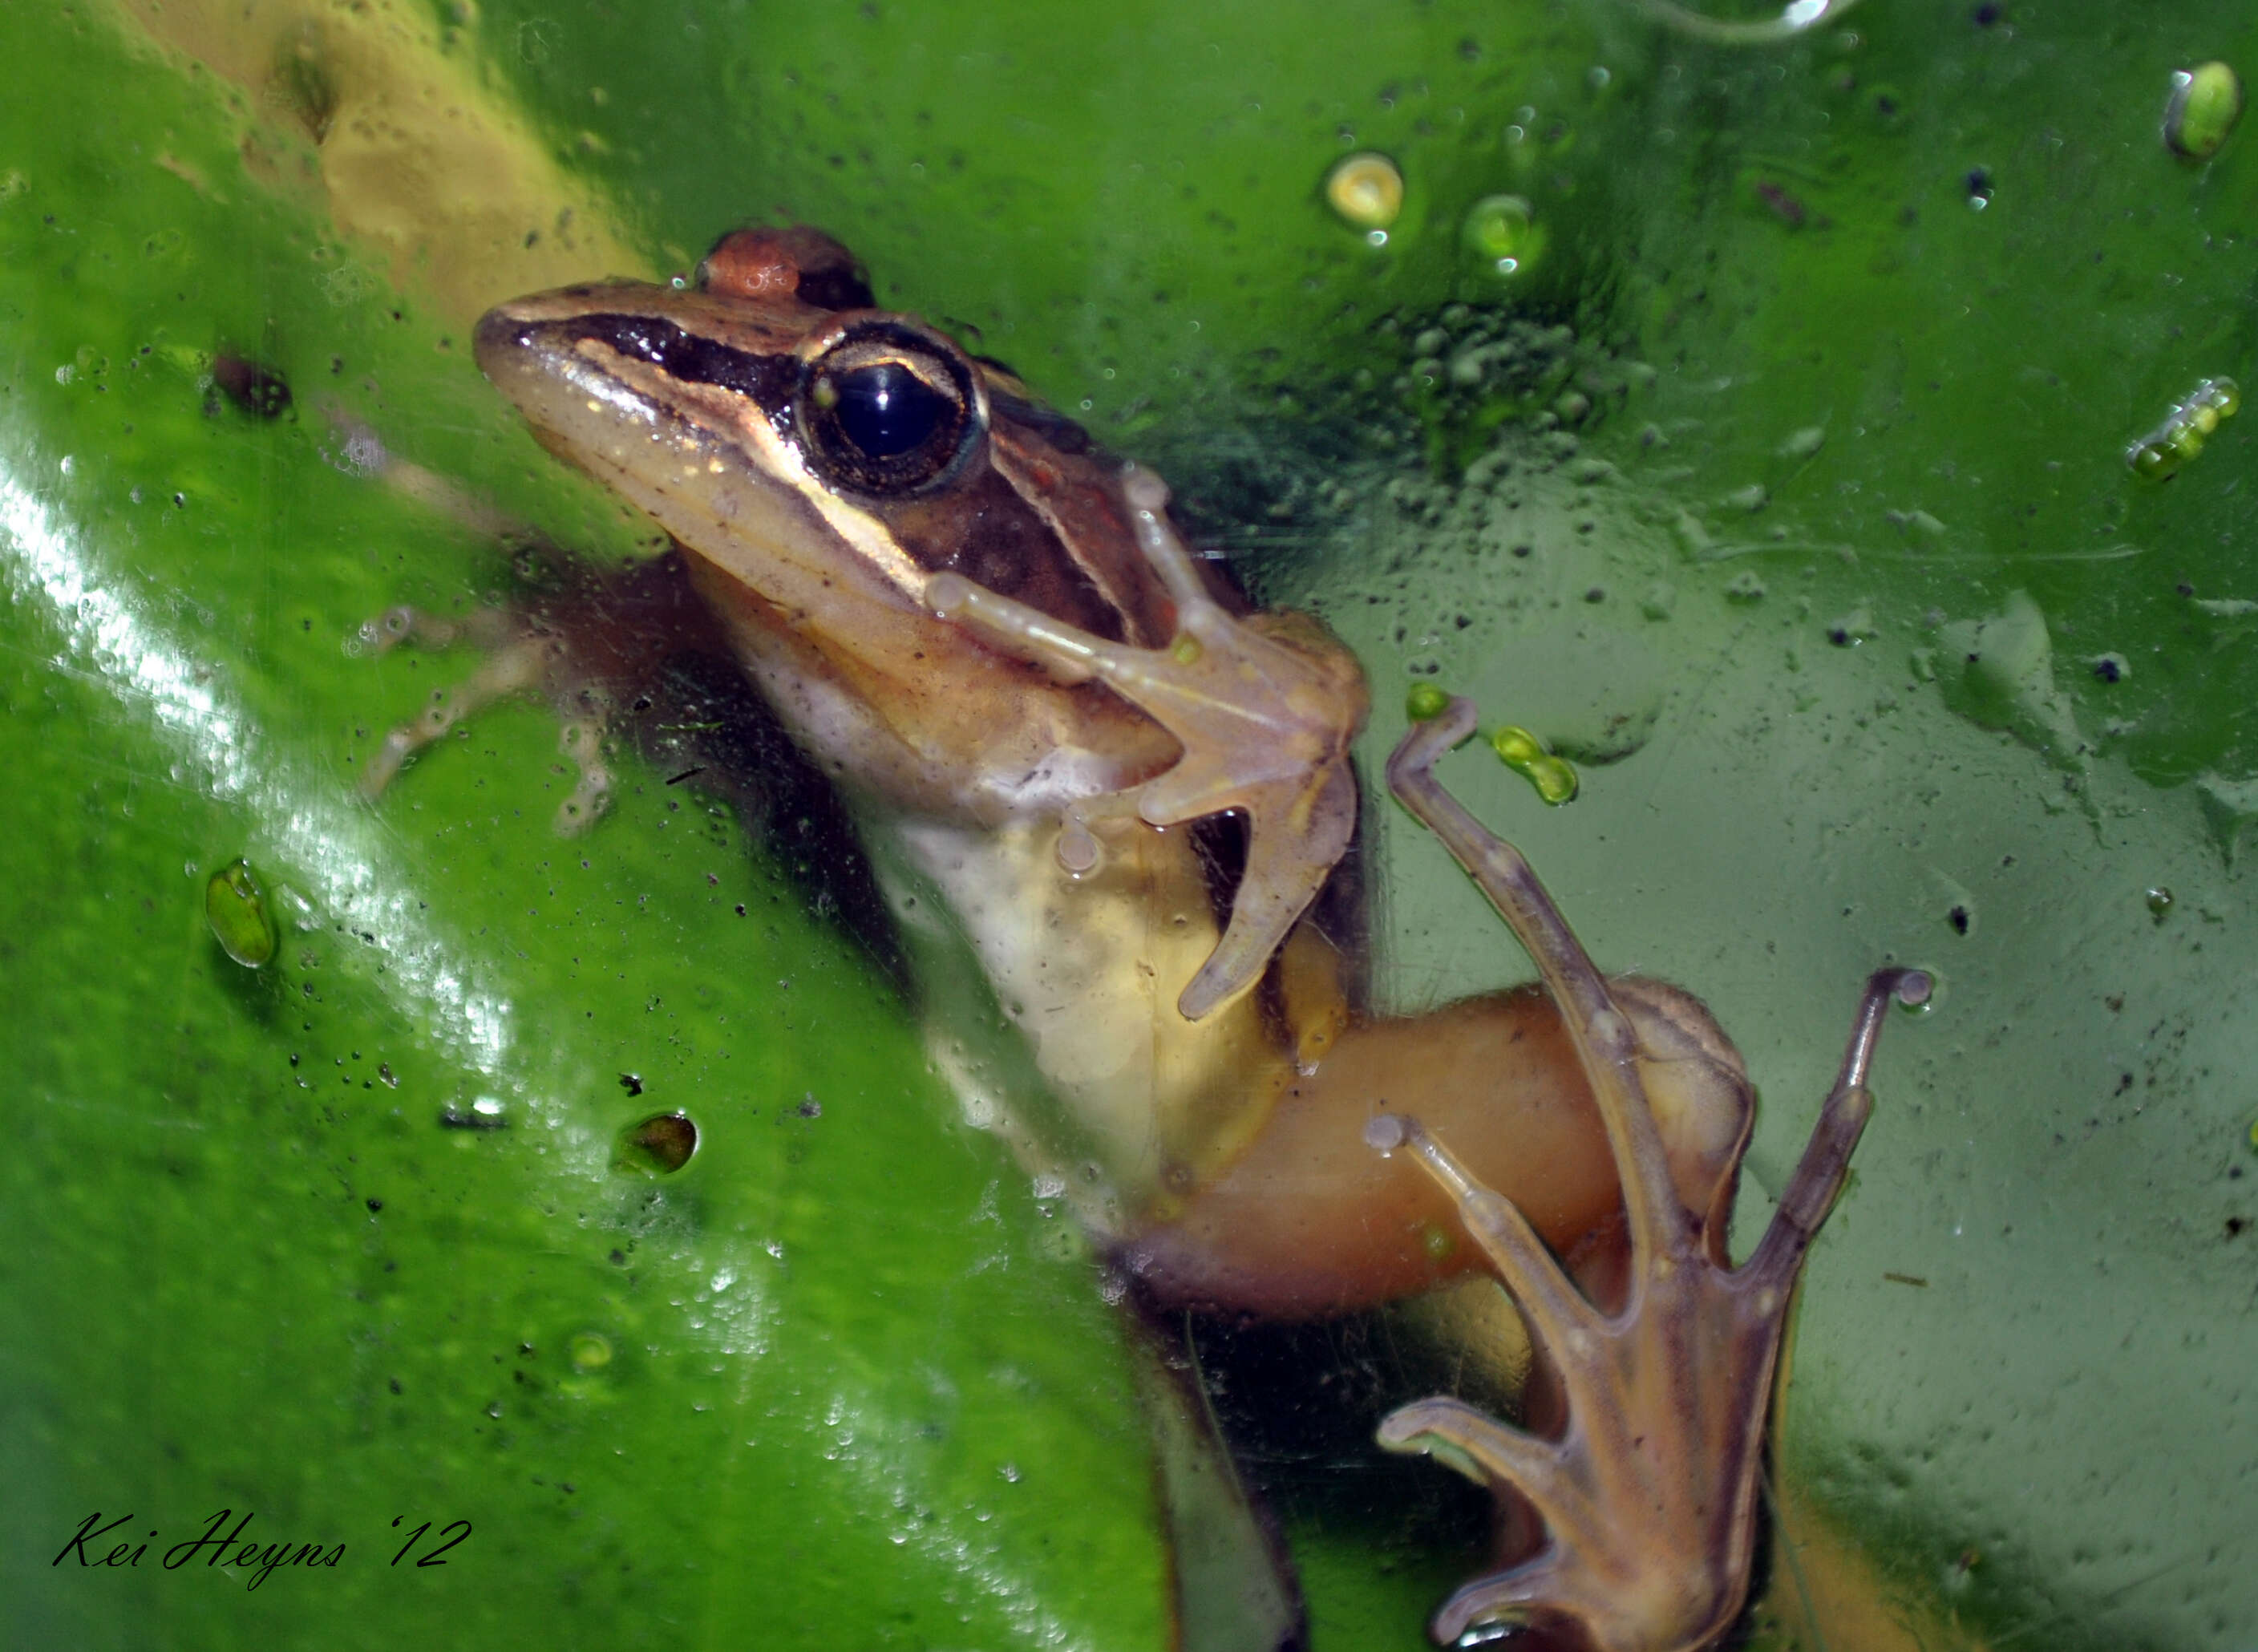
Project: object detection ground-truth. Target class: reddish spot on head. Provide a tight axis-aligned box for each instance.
[697,226,875,311]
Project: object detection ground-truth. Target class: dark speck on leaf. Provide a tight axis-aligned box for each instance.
[618,1111,698,1174]
[211,353,293,419]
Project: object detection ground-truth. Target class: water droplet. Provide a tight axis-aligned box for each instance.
[1054,820,1100,876]
[1778,425,1827,460]
[618,1111,698,1174]
[2145,885,2175,919]
[2194,771,2258,864]
[1325,152,1404,230]
[2166,61,2242,160]
[204,856,277,967]
[1827,606,1876,646]
[1934,593,2084,767]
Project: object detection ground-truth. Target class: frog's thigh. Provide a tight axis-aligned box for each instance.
[1123,983,1749,1319]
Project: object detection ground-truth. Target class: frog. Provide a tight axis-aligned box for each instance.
[362,224,1925,1652]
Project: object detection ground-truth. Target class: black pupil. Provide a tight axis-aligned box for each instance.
[829,362,949,458]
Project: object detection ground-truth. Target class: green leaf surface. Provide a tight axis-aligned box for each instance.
[5,2,2254,1650]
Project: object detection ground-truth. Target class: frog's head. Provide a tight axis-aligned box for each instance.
[473,227,1192,822]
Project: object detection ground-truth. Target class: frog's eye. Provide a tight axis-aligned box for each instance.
[798,320,985,496]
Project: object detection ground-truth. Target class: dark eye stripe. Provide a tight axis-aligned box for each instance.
[561,314,799,407]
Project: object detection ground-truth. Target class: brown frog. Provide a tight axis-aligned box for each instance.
[365,225,1924,1652]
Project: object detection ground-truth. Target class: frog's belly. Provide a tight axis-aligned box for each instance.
[869,812,1287,1238]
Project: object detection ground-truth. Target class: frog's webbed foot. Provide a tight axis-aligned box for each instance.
[925,466,1369,1019]
[1370,696,1928,1652]
[355,603,614,835]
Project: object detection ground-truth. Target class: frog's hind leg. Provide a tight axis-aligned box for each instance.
[1382,697,1682,1263]
[1740,963,1932,1290]
[1369,694,1926,1652]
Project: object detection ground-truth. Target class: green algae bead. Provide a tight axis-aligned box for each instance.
[1462,194,1547,276]
[1490,725,1579,805]
[1405,682,1452,722]
[2129,441,2177,480]
[204,856,277,967]
[2167,62,2243,160]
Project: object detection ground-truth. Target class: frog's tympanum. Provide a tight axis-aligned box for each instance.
[365,227,1921,1652]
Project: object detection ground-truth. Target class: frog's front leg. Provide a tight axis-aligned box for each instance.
[924,464,1368,1020]
[1371,695,1928,1652]
[357,601,617,831]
